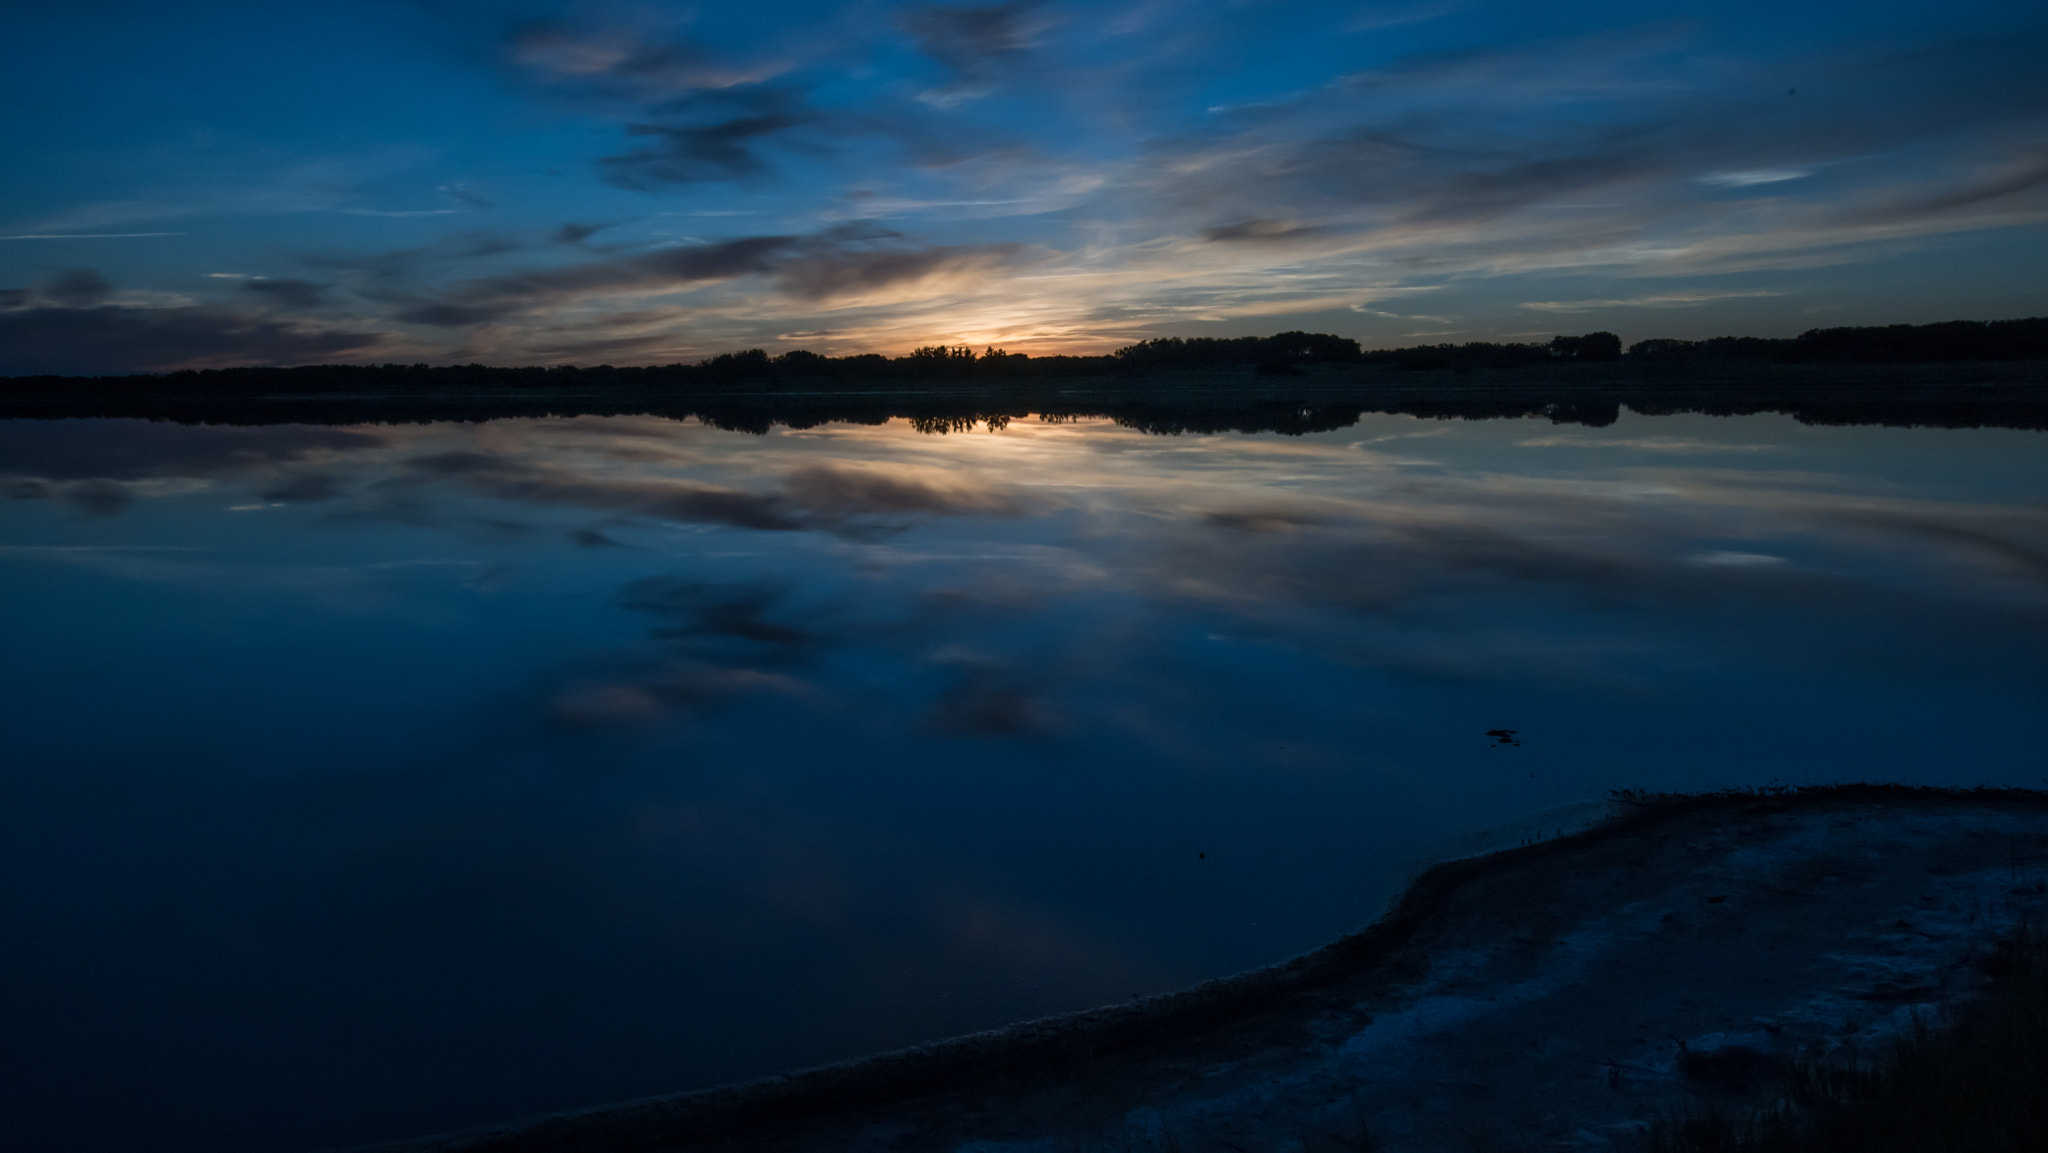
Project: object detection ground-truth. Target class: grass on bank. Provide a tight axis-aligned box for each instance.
[1649,925,2047,1153]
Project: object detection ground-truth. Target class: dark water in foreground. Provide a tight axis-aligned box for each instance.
[2,409,2045,1152]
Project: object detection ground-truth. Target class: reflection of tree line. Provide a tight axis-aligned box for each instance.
[4,318,2045,432]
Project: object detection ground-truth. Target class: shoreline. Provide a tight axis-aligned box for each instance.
[5,369,2048,433]
[338,784,2048,1152]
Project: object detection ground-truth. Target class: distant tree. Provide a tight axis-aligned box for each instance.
[704,348,771,377]
[1551,332,1621,361]
[1578,331,1622,361]
[1628,338,1693,359]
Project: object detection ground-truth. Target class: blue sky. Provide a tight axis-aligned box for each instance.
[2,0,2045,372]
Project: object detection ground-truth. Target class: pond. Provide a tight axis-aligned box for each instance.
[3,407,2045,1152]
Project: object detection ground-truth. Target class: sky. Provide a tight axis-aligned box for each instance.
[2,0,2045,373]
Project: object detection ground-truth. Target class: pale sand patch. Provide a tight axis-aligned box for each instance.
[348,787,2048,1153]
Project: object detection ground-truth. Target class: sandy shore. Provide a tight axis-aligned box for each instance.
[346,786,2048,1153]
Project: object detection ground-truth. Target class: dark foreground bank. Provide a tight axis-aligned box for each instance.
[336,785,2048,1153]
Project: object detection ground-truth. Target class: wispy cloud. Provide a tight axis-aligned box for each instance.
[1700,169,1811,188]
[1519,289,1787,312]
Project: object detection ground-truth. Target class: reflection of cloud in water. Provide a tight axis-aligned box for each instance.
[549,665,810,727]
[783,463,1027,519]
[1517,435,1778,454]
[401,450,804,532]
[620,576,822,655]
[61,478,134,517]
[1203,508,1325,534]
[0,420,380,481]
[1688,551,1787,567]
[547,578,835,728]
[924,647,1060,740]
[259,472,344,503]
[391,450,1031,536]
[8,412,2048,1153]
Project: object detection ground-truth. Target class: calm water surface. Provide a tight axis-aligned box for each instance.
[3,409,2045,1151]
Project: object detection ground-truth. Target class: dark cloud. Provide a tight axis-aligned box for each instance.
[507,22,747,100]
[1147,26,2048,242]
[443,183,493,212]
[1840,151,2048,226]
[396,225,1021,326]
[397,234,792,326]
[898,1,1044,81]
[1201,219,1328,244]
[771,240,1022,302]
[0,289,29,309]
[242,278,328,310]
[446,232,520,259]
[553,222,608,245]
[516,331,683,362]
[0,305,382,376]
[569,527,622,548]
[600,105,808,189]
[393,302,509,328]
[44,268,112,308]
[303,234,522,300]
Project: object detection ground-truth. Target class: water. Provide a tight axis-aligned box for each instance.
[2,408,2044,1151]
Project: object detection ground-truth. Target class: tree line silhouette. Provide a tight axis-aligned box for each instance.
[8,317,2042,399]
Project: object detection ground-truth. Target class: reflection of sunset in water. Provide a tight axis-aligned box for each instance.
[2,410,2045,1152]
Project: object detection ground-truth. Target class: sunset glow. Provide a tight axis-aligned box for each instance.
[3,0,2045,373]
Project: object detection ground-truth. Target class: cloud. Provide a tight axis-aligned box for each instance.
[0,304,382,375]
[503,16,814,190]
[599,92,812,188]
[899,2,1048,82]
[241,278,328,310]
[771,240,1023,303]
[1519,289,1786,312]
[507,21,788,97]
[1700,169,1810,188]
[1201,219,1327,244]
[394,234,794,326]
[1837,151,2048,226]
[395,224,1026,326]
[44,269,112,308]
